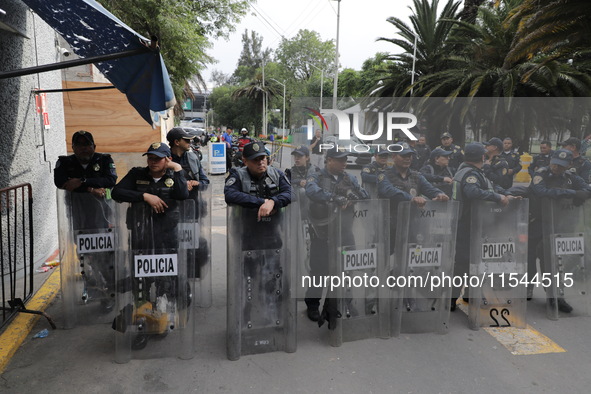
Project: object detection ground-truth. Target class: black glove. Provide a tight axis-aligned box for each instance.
[573,190,591,206]
[332,195,348,206]
[318,298,342,330]
[111,303,133,333]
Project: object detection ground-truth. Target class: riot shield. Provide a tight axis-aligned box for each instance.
[361,180,378,200]
[226,204,296,360]
[541,198,591,320]
[57,189,116,328]
[294,187,312,299]
[113,200,195,363]
[183,183,212,308]
[468,199,529,330]
[326,199,390,347]
[392,201,459,336]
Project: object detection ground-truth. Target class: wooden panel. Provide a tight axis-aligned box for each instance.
[62,81,161,153]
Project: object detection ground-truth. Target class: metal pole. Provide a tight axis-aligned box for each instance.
[411,33,417,96]
[262,59,266,137]
[332,0,341,109]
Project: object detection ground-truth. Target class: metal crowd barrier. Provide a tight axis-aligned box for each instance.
[0,183,55,329]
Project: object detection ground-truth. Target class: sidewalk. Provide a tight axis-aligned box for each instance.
[1,174,590,393]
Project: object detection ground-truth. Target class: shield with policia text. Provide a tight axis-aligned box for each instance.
[57,189,117,328]
[294,187,313,298]
[326,199,390,347]
[468,199,529,330]
[542,198,591,320]
[226,205,296,360]
[113,200,194,363]
[391,200,459,336]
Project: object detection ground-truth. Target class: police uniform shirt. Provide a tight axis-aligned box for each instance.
[111,167,189,202]
[569,156,591,184]
[305,168,369,203]
[224,167,292,209]
[54,153,117,191]
[413,144,431,170]
[452,162,505,204]
[288,163,319,188]
[529,151,553,177]
[435,144,464,169]
[171,151,210,185]
[500,151,522,176]
[420,164,456,197]
[361,161,390,185]
[377,166,444,202]
[530,167,591,198]
[483,155,511,189]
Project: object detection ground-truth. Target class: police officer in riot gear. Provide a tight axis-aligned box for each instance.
[305,145,369,327]
[285,145,319,191]
[483,137,512,189]
[560,137,591,184]
[528,149,591,312]
[54,130,118,311]
[111,142,189,347]
[529,140,553,177]
[168,127,210,279]
[436,132,464,169]
[378,143,449,253]
[420,147,455,198]
[224,141,292,249]
[451,143,517,310]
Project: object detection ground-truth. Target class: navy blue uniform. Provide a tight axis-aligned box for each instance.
[500,151,521,187]
[528,151,553,177]
[420,164,456,198]
[54,153,117,192]
[483,155,511,189]
[411,144,431,171]
[568,156,591,184]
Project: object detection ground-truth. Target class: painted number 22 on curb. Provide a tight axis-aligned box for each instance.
[489,308,511,327]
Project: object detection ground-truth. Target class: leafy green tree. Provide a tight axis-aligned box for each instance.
[210,85,258,130]
[100,0,249,104]
[275,29,336,81]
[232,29,273,83]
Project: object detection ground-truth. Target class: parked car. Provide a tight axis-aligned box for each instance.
[323,135,372,167]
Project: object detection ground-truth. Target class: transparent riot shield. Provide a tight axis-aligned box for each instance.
[468,199,529,330]
[326,199,390,347]
[57,189,116,328]
[184,183,212,308]
[392,201,459,336]
[361,180,378,200]
[542,198,591,320]
[294,187,312,299]
[226,205,296,360]
[113,200,195,363]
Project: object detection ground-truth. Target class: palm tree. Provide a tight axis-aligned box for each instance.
[374,0,462,97]
[505,0,591,67]
[232,72,280,133]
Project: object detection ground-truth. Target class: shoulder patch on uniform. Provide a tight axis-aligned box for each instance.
[466,175,477,184]
[533,175,543,185]
[307,176,315,183]
[378,173,385,182]
[93,163,100,172]
[362,167,371,173]
[225,177,237,187]
[109,162,116,168]
[164,178,174,187]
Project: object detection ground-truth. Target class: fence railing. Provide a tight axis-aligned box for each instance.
[1,183,55,329]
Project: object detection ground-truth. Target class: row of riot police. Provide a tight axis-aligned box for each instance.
[56,129,211,363]
[221,137,591,360]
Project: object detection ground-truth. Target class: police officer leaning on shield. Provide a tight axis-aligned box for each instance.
[54,130,117,200]
[528,148,591,311]
[224,141,291,220]
[451,143,520,310]
[305,145,369,328]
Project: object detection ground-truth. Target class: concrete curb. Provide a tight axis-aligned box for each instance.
[0,267,60,374]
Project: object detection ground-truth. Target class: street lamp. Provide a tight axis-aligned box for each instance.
[307,62,325,110]
[332,0,341,109]
[410,31,418,96]
[270,78,286,138]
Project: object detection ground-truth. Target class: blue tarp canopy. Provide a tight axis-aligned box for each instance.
[21,0,176,125]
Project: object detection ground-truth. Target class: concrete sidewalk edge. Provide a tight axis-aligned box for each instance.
[0,267,60,374]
